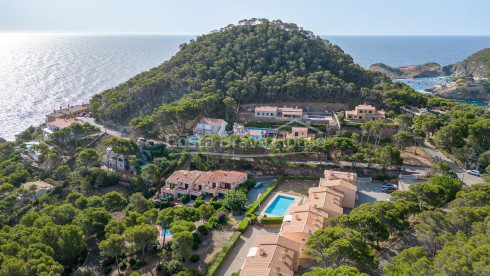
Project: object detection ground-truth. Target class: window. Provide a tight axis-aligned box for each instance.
[348,115,352,118]
[301,249,305,252]
[301,238,306,242]
[369,110,372,113]
[212,183,216,188]
[225,183,231,189]
[359,110,363,113]
[185,184,188,189]
[199,185,202,191]
[359,116,362,119]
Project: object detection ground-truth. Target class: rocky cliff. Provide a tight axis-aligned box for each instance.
[369,62,445,79]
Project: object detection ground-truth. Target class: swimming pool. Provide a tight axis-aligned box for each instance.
[161,229,173,237]
[265,195,294,216]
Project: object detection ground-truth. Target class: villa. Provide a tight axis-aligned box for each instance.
[285,127,314,140]
[42,118,83,140]
[193,117,229,137]
[233,123,278,140]
[102,148,134,174]
[241,235,300,276]
[161,170,247,199]
[307,186,344,217]
[344,104,385,122]
[319,170,358,208]
[254,105,303,122]
[46,103,90,123]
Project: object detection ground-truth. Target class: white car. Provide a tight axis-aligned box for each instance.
[466,170,480,176]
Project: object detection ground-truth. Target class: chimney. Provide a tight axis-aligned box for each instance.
[259,248,266,256]
[281,255,287,263]
[276,267,281,275]
[295,214,300,220]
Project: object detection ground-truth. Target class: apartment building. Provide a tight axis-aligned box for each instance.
[162,170,247,199]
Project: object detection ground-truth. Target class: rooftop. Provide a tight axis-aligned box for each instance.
[198,117,225,126]
[47,118,81,129]
[256,106,278,112]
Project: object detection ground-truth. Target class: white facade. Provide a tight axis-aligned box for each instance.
[193,118,229,137]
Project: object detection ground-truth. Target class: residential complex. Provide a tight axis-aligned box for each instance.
[253,105,337,127]
[161,170,247,199]
[193,117,229,137]
[45,103,90,122]
[233,123,278,140]
[240,170,358,275]
[345,104,385,122]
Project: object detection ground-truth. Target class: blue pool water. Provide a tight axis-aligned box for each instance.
[265,195,294,216]
[161,229,173,237]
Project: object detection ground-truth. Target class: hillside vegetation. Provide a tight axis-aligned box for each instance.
[90,19,400,137]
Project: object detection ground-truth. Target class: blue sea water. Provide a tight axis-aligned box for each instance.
[0,34,489,140]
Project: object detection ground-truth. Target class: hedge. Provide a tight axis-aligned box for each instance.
[245,177,283,216]
[261,216,284,225]
[238,217,249,233]
[206,231,241,276]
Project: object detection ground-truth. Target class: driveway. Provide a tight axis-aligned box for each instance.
[216,225,280,276]
[421,140,484,185]
[355,181,392,207]
[246,178,276,205]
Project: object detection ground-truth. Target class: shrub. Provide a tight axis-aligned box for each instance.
[261,216,284,225]
[180,194,190,204]
[190,254,200,263]
[210,196,218,201]
[197,225,209,236]
[128,258,137,266]
[130,260,145,270]
[103,266,112,275]
[250,214,257,224]
[210,201,223,210]
[102,257,116,267]
[119,261,127,270]
[216,210,228,224]
[231,273,240,276]
[167,195,174,202]
[238,217,249,233]
[194,199,204,208]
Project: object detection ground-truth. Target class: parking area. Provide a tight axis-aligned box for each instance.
[355,181,393,207]
[246,178,276,205]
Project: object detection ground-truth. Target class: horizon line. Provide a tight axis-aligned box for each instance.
[1,32,490,37]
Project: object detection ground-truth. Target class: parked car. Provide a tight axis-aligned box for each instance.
[383,183,397,189]
[466,170,480,176]
[253,182,263,189]
[382,186,397,193]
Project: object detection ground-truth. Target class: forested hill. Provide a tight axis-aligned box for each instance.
[446,47,490,79]
[90,19,396,136]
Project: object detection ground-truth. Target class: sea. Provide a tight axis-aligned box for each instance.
[1,34,489,141]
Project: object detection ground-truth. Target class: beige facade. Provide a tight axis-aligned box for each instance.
[345,104,385,122]
[162,170,247,198]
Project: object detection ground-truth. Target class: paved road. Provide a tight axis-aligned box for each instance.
[421,140,484,185]
[216,225,280,276]
[79,117,130,139]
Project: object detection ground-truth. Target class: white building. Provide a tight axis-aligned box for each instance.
[255,106,278,118]
[193,117,229,137]
[102,147,131,172]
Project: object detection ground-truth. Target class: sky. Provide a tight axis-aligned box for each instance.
[1,0,490,36]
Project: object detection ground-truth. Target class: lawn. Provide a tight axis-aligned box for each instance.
[275,179,319,197]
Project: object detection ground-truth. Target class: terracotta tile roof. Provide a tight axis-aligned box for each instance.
[198,117,224,126]
[166,170,204,185]
[282,204,328,235]
[320,178,358,192]
[256,106,278,112]
[308,186,344,216]
[323,170,357,184]
[48,119,81,129]
[241,235,299,276]
[208,170,246,184]
[255,235,301,252]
